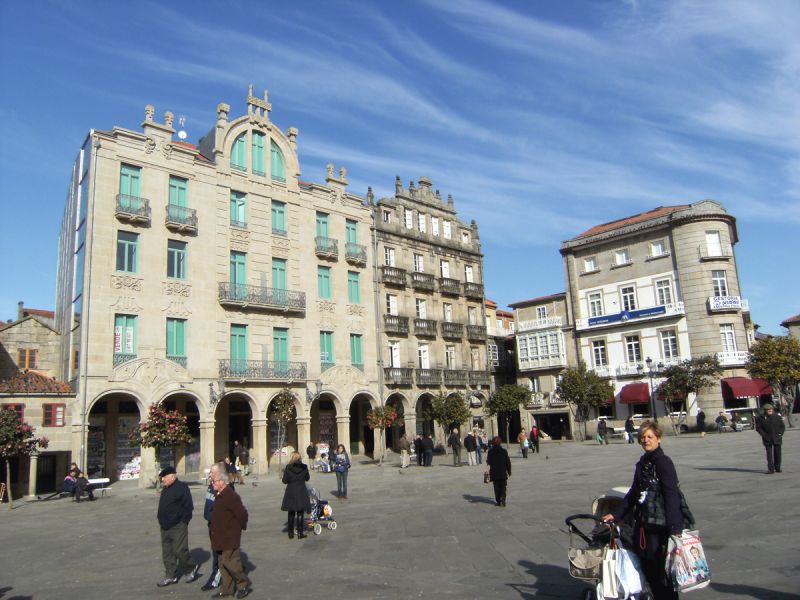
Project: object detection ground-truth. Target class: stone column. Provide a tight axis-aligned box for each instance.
[403,415,417,438]
[336,416,351,454]
[199,420,215,475]
[26,452,39,499]
[296,417,311,463]
[251,419,268,476]
[139,446,157,489]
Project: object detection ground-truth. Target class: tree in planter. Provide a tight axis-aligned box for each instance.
[0,407,48,510]
[747,336,800,428]
[129,403,191,484]
[269,389,297,475]
[658,356,723,434]
[487,384,531,448]
[366,405,399,465]
[426,392,471,451]
[555,363,615,441]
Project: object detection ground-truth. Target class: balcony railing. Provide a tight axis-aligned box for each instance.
[518,316,563,332]
[416,368,442,386]
[716,351,749,366]
[345,242,367,265]
[411,272,435,291]
[218,282,306,312]
[518,354,567,370]
[381,266,407,286]
[443,369,468,385]
[414,318,437,337]
[463,282,484,299]
[441,322,463,338]
[384,315,409,334]
[699,244,733,260]
[166,355,187,368]
[115,194,151,224]
[616,363,644,377]
[589,365,612,378]
[466,324,487,340]
[315,236,339,259]
[548,395,568,407]
[113,353,137,367]
[469,370,491,386]
[525,392,545,409]
[439,277,462,295]
[576,302,685,330]
[165,204,198,233]
[384,367,413,385]
[707,296,745,312]
[219,359,307,381]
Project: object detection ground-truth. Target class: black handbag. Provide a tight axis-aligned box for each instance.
[484,471,491,484]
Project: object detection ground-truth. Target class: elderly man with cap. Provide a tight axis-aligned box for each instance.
[755,403,786,474]
[156,466,200,587]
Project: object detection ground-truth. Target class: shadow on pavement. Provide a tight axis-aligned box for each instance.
[190,547,211,567]
[509,560,589,599]
[710,582,800,599]
[694,467,766,474]
[462,493,496,505]
[0,587,33,600]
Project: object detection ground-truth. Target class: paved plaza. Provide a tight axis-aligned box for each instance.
[1,429,798,599]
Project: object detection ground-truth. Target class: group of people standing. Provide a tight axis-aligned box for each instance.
[516,424,541,457]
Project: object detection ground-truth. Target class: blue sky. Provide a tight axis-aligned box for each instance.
[0,0,797,334]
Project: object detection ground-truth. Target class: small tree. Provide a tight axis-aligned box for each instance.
[270,388,297,475]
[747,336,800,428]
[0,407,48,510]
[487,384,531,448]
[659,356,723,434]
[427,392,471,449]
[556,363,615,440]
[366,405,398,465]
[130,404,191,480]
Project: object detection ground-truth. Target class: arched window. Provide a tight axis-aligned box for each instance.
[251,131,265,176]
[271,140,285,182]
[231,132,246,172]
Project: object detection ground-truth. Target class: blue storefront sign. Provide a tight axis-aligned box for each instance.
[588,304,667,327]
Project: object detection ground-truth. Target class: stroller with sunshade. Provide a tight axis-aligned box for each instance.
[303,485,337,535]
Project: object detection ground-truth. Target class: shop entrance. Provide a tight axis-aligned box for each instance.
[537,412,570,440]
[87,394,143,482]
[348,395,373,456]
[214,394,253,463]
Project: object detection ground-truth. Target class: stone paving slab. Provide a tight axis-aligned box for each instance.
[1,430,798,599]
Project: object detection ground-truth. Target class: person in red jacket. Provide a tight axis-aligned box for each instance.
[210,462,252,599]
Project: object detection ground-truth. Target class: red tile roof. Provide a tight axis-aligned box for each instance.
[781,313,800,326]
[572,204,691,240]
[173,140,196,149]
[22,308,54,319]
[508,292,566,308]
[0,371,73,395]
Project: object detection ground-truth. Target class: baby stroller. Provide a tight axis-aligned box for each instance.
[304,485,337,535]
[565,488,638,600]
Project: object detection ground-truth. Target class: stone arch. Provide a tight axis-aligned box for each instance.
[385,393,409,452]
[86,389,146,483]
[213,390,255,463]
[310,390,341,456]
[159,391,203,475]
[348,392,378,457]
[266,390,300,465]
[414,392,436,439]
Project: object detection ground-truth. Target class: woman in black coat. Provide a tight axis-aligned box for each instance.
[281,452,311,539]
[485,436,511,506]
[603,421,687,600]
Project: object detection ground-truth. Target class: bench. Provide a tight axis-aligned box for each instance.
[88,478,111,497]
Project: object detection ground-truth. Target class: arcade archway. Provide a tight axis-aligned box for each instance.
[86,393,143,482]
[214,393,253,462]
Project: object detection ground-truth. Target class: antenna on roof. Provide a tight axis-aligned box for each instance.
[177,115,188,140]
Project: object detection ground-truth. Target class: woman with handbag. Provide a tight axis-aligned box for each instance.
[602,421,687,600]
[485,436,511,507]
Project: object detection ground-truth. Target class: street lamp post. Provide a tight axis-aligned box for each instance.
[645,357,663,422]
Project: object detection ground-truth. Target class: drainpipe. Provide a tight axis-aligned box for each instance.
[370,197,385,407]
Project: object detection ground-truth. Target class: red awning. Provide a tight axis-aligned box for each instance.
[620,382,650,404]
[721,377,773,399]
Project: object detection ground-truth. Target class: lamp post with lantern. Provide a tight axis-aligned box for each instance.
[645,357,664,422]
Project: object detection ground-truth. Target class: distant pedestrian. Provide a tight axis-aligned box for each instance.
[448,428,463,466]
[529,425,540,454]
[224,456,241,484]
[597,419,609,445]
[696,410,706,435]
[155,466,200,587]
[237,444,251,476]
[306,441,317,470]
[624,417,636,444]
[755,404,785,474]
[486,436,511,507]
[517,430,530,458]
[399,433,411,468]
[464,430,478,466]
[475,429,485,464]
[422,434,434,466]
[332,444,351,499]
[715,411,728,433]
[210,461,252,598]
[730,411,742,432]
[281,452,311,538]
[414,435,424,466]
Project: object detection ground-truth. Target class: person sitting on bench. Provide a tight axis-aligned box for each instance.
[67,466,95,502]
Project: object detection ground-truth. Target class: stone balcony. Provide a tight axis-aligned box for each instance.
[466,324,487,340]
[698,244,734,260]
[381,266,407,286]
[414,318,437,337]
[463,282,484,300]
[469,370,491,386]
[439,277,462,295]
[345,242,367,265]
[416,368,442,386]
[384,367,413,385]
[315,236,339,259]
[411,272,435,292]
[115,194,151,224]
[165,204,198,234]
[441,322,463,338]
[443,369,468,386]
[384,315,409,334]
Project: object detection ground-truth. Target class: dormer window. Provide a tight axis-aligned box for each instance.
[230,133,246,172]
[650,239,666,258]
[614,249,631,266]
[461,231,470,244]
[270,140,285,182]
[584,256,598,273]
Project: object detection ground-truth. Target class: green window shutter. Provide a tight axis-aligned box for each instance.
[168,176,188,207]
[271,140,285,181]
[230,324,248,363]
[114,314,137,355]
[346,219,358,244]
[230,191,247,227]
[273,328,289,363]
[315,212,329,238]
[271,200,286,234]
[167,240,187,279]
[272,258,287,290]
[350,334,363,366]
[251,132,265,175]
[167,318,186,357]
[119,164,141,197]
[348,271,360,303]
[320,331,333,366]
[230,251,247,299]
[231,133,246,170]
[116,231,138,273]
[317,266,331,299]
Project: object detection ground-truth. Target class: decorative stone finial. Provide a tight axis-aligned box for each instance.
[287,127,298,150]
[144,105,155,122]
[327,163,334,178]
[395,176,402,195]
[419,176,432,188]
[339,167,347,182]
[367,187,374,205]
[164,111,174,128]
[249,83,254,97]
[217,103,230,123]
[247,86,272,119]
[447,194,454,206]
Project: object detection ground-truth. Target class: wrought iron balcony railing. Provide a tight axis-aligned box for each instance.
[218,282,306,312]
[166,355,187,368]
[384,315,409,334]
[463,282,484,299]
[441,322,463,338]
[113,353,137,367]
[439,277,462,295]
[384,367,413,385]
[315,236,339,258]
[443,369,468,385]
[219,359,307,381]
[345,242,367,265]
[381,266,407,286]
[416,368,442,386]
[518,316,563,332]
[115,194,151,224]
[716,351,749,366]
[466,324,487,340]
[414,318,437,337]
[165,204,198,233]
[411,272,435,291]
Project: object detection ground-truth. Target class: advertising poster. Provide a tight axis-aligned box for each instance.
[117,416,140,480]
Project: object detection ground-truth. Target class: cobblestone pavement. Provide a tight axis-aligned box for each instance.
[1,429,798,599]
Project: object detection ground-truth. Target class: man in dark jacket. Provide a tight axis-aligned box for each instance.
[755,404,785,474]
[486,437,511,506]
[211,461,252,598]
[414,435,424,466]
[463,430,478,466]
[421,434,434,466]
[156,466,200,587]
[529,425,540,453]
[596,419,609,445]
[448,428,462,466]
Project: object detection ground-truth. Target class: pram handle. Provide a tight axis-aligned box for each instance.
[564,514,613,546]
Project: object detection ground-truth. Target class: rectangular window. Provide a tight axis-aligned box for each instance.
[468,306,478,325]
[388,341,400,367]
[464,265,474,283]
[489,342,499,366]
[17,349,38,369]
[116,231,138,273]
[386,294,398,316]
[273,327,289,364]
[650,239,666,257]
[168,176,188,207]
[413,253,424,273]
[712,270,728,297]
[418,213,426,233]
[271,140,285,181]
[271,200,286,235]
[584,256,598,272]
[536,306,547,319]
[345,219,358,244]
[443,303,453,322]
[621,286,637,311]
[415,298,427,319]
[588,291,604,317]
[315,212,329,238]
[3,404,25,420]
[166,318,187,358]
[592,340,607,367]
[660,329,678,360]
[625,335,642,364]
[615,249,631,266]
[350,334,363,368]
[231,134,246,171]
[655,279,673,305]
[347,271,360,304]
[230,191,247,228]
[384,246,395,267]
[440,260,450,278]
[230,251,247,297]
[706,230,722,256]
[443,220,452,239]
[317,266,332,299]
[230,324,248,370]
[431,216,440,236]
[114,314,138,356]
[461,231,470,244]
[418,344,430,369]
[320,331,334,367]
[119,164,141,198]
[167,240,187,279]
[720,324,737,353]
[404,208,413,229]
[251,131,265,175]
[43,404,66,427]
[445,345,456,368]
[382,210,391,223]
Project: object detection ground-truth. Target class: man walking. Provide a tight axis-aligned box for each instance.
[755,404,785,474]
[398,433,411,468]
[448,428,462,466]
[210,461,252,598]
[624,416,636,444]
[596,418,609,445]
[529,424,540,454]
[156,466,200,587]
[414,435,424,466]
[464,429,478,466]
[422,434,434,466]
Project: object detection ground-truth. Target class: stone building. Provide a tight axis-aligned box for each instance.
[559,200,757,431]
[373,177,489,449]
[781,314,800,339]
[0,303,60,378]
